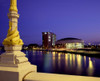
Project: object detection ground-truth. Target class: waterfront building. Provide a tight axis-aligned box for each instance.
[42,32,56,48]
[56,37,84,49]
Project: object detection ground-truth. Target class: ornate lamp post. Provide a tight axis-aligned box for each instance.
[0,0,37,81]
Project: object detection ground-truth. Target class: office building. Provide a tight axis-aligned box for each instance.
[42,32,56,48]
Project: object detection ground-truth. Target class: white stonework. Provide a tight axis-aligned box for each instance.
[0,45,37,81]
[0,0,37,80]
[8,11,19,30]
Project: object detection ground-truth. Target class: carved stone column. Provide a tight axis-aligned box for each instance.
[0,0,37,81]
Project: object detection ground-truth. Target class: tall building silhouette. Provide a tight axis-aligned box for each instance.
[42,32,56,48]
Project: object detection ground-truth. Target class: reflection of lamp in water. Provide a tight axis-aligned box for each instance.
[52,52,56,55]
[58,53,61,60]
[47,51,50,54]
[69,54,72,67]
[58,53,61,68]
[72,54,76,67]
[39,51,42,54]
[84,56,86,67]
[52,52,56,67]
[77,55,82,74]
[33,50,36,55]
[87,57,94,76]
[65,54,68,67]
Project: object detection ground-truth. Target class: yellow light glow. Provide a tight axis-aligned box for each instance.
[65,54,68,67]
[58,53,61,68]
[89,58,93,69]
[72,54,76,67]
[77,55,82,74]
[52,52,56,61]
[84,56,86,67]
[52,52,56,67]
[52,52,56,55]
[87,57,94,76]
[69,54,72,67]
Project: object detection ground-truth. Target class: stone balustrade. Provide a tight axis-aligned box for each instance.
[24,72,100,81]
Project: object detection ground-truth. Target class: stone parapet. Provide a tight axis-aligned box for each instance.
[24,72,100,81]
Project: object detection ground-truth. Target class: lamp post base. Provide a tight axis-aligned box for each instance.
[0,45,37,81]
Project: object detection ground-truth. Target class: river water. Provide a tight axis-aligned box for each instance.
[0,50,100,77]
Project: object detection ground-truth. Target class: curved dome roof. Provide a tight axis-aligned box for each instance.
[58,37,81,41]
[56,37,84,44]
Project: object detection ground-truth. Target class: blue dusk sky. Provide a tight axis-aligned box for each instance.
[0,0,100,45]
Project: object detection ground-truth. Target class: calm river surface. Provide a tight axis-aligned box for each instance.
[0,50,100,77]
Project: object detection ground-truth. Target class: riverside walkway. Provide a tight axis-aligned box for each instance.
[33,48,100,57]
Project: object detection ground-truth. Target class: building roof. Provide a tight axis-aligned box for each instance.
[56,37,84,44]
[58,37,81,41]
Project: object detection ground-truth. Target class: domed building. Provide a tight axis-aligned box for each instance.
[56,37,84,49]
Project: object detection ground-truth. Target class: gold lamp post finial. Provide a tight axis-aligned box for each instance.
[9,0,18,12]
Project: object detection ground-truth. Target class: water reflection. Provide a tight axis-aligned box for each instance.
[72,54,76,68]
[22,50,97,76]
[65,54,68,68]
[33,50,35,53]
[69,54,72,68]
[77,55,82,74]
[87,58,94,76]
[84,56,86,67]
[43,52,52,72]
[52,52,56,68]
[58,52,61,68]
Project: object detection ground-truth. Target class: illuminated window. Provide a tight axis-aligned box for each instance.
[52,43,55,46]
[48,36,51,38]
[44,32,47,34]
[48,39,51,42]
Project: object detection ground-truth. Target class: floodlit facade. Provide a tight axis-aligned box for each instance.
[56,38,84,49]
[42,32,56,48]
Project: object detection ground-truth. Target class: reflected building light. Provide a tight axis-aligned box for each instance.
[89,58,93,69]
[58,52,61,56]
[58,53,61,68]
[69,54,72,67]
[72,54,76,67]
[52,52,56,55]
[58,53,61,60]
[65,54,68,67]
[52,52,56,61]
[76,55,82,74]
[84,56,86,67]
[33,50,36,55]
[47,51,50,54]
[52,52,56,67]
[87,57,94,76]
